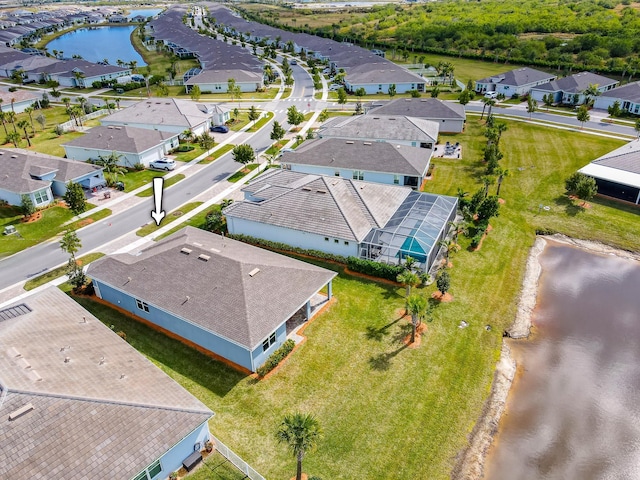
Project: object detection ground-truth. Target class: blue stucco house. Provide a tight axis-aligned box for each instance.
[0,287,213,480]
[87,227,336,372]
[0,148,105,207]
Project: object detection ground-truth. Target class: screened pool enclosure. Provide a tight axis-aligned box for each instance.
[359,192,458,271]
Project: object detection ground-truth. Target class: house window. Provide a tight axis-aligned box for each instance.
[262,332,277,352]
[334,239,339,244]
[132,472,147,480]
[344,241,349,245]
[352,170,364,180]
[393,175,400,185]
[136,299,149,313]
[148,460,162,478]
[33,189,49,205]
[324,237,329,241]
[334,170,340,177]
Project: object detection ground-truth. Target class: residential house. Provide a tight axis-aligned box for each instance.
[184,68,264,93]
[38,60,130,88]
[62,125,180,168]
[578,139,640,204]
[593,81,640,116]
[0,148,105,207]
[343,62,426,94]
[475,67,556,97]
[100,98,221,135]
[87,227,337,372]
[225,170,458,271]
[366,98,466,133]
[0,287,213,480]
[530,72,619,105]
[279,137,432,188]
[0,87,41,113]
[109,14,128,23]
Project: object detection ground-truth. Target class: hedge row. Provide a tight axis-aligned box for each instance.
[256,339,296,377]
[227,234,404,281]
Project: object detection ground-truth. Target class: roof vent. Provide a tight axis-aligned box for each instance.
[301,187,312,191]
[316,189,327,194]
[373,117,380,120]
[9,403,34,421]
[248,268,260,277]
[198,254,210,262]
[29,370,41,382]
[120,374,126,379]
[181,247,192,255]
[11,155,17,158]
[345,141,354,144]
[363,142,371,145]
[18,357,30,369]
[64,356,70,363]
[7,347,21,358]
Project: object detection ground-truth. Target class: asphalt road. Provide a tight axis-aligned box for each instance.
[0,64,315,291]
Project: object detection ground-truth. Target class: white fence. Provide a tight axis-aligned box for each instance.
[211,434,265,480]
[59,110,108,132]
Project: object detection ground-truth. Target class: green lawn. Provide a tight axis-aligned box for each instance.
[118,169,168,192]
[227,164,259,183]
[247,111,274,132]
[155,205,222,241]
[173,145,206,162]
[0,205,110,258]
[136,202,202,237]
[187,451,248,480]
[136,174,185,197]
[24,252,105,290]
[198,144,235,164]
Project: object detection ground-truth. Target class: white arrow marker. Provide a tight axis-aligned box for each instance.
[150,177,166,226]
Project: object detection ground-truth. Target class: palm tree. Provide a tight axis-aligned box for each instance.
[275,412,322,480]
[6,131,20,147]
[397,270,420,298]
[485,98,497,120]
[103,97,112,114]
[16,120,31,147]
[495,167,510,197]
[495,122,508,146]
[0,111,8,136]
[59,228,81,262]
[61,97,71,109]
[5,111,17,133]
[97,152,126,181]
[406,294,428,344]
[72,70,85,88]
[480,97,492,120]
[24,106,35,134]
[128,60,138,73]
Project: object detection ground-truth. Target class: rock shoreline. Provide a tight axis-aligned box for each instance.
[452,234,640,479]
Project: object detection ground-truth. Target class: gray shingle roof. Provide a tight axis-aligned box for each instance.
[531,71,618,94]
[0,287,212,480]
[600,81,640,103]
[367,97,465,120]
[592,139,640,174]
[0,87,40,106]
[185,68,262,85]
[101,98,217,129]
[281,137,431,176]
[345,61,425,85]
[225,169,412,242]
[62,125,178,154]
[477,67,555,87]
[318,114,439,144]
[0,148,102,195]
[87,227,336,349]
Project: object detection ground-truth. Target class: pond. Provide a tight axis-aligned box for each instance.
[45,26,146,66]
[485,241,640,479]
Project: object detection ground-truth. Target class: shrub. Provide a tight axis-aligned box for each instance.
[116,331,127,341]
[54,124,64,136]
[227,233,348,264]
[176,144,195,152]
[346,256,404,281]
[256,339,295,377]
[132,162,144,171]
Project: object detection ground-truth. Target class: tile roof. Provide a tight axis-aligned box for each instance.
[600,81,640,103]
[225,169,412,242]
[62,125,178,154]
[0,287,212,480]
[281,137,431,176]
[0,148,102,195]
[87,227,336,349]
[367,97,466,120]
[531,71,618,94]
[318,114,439,144]
[477,67,555,87]
[101,98,218,129]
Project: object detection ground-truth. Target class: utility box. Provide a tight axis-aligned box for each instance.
[182,451,202,472]
[3,225,17,235]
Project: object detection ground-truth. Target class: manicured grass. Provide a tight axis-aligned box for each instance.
[67,208,111,230]
[227,164,259,183]
[247,111,274,132]
[281,87,292,99]
[155,205,222,241]
[136,174,185,197]
[187,451,248,480]
[118,169,168,192]
[173,144,206,162]
[135,202,202,237]
[24,252,105,291]
[0,204,110,258]
[198,144,234,164]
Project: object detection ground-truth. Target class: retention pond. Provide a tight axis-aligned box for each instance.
[485,240,640,479]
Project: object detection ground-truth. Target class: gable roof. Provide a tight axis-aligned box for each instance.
[0,148,102,195]
[100,98,217,129]
[62,125,178,154]
[367,97,466,120]
[477,67,555,87]
[225,169,412,242]
[0,87,40,106]
[281,137,431,176]
[87,227,336,350]
[344,62,425,85]
[531,71,618,94]
[600,81,640,103]
[185,68,262,85]
[0,287,212,480]
[579,139,640,189]
[318,114,439,144]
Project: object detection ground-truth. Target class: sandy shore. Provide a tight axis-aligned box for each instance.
[451,234,640,479]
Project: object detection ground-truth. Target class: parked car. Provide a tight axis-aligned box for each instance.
[329,84,342,91]
[210,125,229,133]
[290,59,297,65]
[484,91,498,99]
[149,158,176,171]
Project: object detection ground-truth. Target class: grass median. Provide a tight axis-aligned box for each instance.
[135,202,202,237]
[136,174,185,197]
[24,252,105,291]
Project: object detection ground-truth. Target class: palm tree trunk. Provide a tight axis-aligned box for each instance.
[411,315,417,343]
[496,178,503,196]
[23,128,31,147]
[296,454,303,480]
[480,105,486,120]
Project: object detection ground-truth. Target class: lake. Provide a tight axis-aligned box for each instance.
[45,26,146,66]
[485,241,640,479]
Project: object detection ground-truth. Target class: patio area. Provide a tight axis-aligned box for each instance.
[434,141,462,159]
[286,293,331,340]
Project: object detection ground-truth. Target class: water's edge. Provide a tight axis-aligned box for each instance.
[451,234,640,480]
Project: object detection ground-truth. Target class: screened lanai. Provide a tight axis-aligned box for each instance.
[359,191,458,271]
